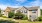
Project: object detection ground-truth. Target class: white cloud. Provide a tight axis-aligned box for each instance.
[0,4,21,10]
[0,0,42,10]
[0,4,7,10]
[29,0,40,6]
[28,0,42,9]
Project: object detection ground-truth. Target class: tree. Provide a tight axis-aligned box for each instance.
[8,12,15,18]
[0,9,2,17]
[0,9,1,13]
[41,9,42,15]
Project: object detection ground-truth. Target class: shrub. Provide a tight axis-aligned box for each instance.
[14,15,24,19]
[0,14,2,17]
[8,12,15,18]
[14,12,25,19]
[37,16,42,21]
[0,9,2,17]
[22,15,28,20]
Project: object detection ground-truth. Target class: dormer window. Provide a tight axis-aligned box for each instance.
[20,10,23,13]
[20,10,27,13]
[24,10,27,13]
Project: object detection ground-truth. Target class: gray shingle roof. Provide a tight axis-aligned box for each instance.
[6,6,40,10]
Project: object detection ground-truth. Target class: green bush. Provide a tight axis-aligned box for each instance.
[0,20,18,23]
[8,12,15,18]
[14,15,24,19]
[14,12,25,19]
[0,9,2,17]
[37,16,42,21]
[22,15,28,20]
[0,14,2,17]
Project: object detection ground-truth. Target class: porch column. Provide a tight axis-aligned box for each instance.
[14,10,17,13]
[38,8,40,17]
[7,12,8,17]
[27,10,30,19]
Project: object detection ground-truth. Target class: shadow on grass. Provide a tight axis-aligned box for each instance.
[0,19,19,23]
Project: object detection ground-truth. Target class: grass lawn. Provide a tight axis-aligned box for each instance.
[0,17,15,21]
[0,17,42,23]
[15,20,42,23]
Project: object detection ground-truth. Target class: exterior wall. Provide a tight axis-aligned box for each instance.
[15,7,28,15]
[1,11,4,14]
[5,7,11,12]
[4,12,8,17]
[4,7,11,17]
[29,10,38,15]
[1,11,8,17]
[28,10,38,19]
[28,8,40,19]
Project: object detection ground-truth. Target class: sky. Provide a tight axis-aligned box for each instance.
[0,0,42,10]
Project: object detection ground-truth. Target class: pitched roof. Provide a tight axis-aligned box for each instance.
[5,6,40,11]
[28,6,40,10]
[6,7,18,10]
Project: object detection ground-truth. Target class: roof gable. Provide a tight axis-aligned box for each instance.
[15,6,28,11]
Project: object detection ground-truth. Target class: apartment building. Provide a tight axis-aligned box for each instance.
[1,6,40,19]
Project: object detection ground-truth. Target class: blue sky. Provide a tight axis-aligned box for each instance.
[0,0,42,10]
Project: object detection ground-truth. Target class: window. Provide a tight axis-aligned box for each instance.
[21,10,23,12]
[32,11,36,13]
[20,10,23,13]
[31,9,37,13]
[20,10,27,13]
[24,10,27,13]
[32,10,36,13]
